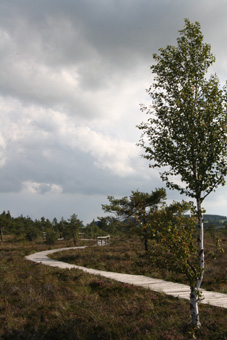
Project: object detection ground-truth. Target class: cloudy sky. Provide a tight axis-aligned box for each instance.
[0,0,227,224]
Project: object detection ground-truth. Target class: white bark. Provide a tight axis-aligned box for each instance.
[197,198,204,289]
[190,287,201,327]
[189,198,204,327]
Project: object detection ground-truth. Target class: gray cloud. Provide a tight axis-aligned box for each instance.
[0,0,227,222]
[0,0,226,110]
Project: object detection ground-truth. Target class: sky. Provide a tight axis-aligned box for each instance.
[0,0,227,224]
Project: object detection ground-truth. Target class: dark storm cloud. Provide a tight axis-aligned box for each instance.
[0,0,227,220]
[0,0,226,110]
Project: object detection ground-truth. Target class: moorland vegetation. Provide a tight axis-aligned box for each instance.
[0,228,227,340]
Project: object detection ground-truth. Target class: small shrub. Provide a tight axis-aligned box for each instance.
[45,230,58,245]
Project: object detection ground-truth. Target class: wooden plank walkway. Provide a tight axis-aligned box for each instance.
[26,247,227,309]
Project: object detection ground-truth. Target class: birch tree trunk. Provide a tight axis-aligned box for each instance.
[190,198,204,327]
[190,287,200,327]
[197,198,205,287]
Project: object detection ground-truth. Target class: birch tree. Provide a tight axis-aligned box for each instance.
[138,19,227,327]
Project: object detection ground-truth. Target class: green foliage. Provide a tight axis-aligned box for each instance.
[51,214,84,244]
[83,220,106,238]
[67,214,83,245]
[102,188,166,219]
[102,188,166,250]
[138,18,227,327]
[58,217,69,239]
[138,19,227,201]
[45,229,58,245]
[104,197,203,290]
[25,224,40,242]
[97,216,122,235]
[147,201,200,288]
[0,211,11,242]
[0,211,84,244]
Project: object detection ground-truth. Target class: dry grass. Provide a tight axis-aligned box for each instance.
[0,235,227,339]
[53,231,227,293]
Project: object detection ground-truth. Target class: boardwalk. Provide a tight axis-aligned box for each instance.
[26,247,227,309]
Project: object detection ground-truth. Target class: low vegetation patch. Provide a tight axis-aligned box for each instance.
[0,234,226,339]
[52,231,227,294]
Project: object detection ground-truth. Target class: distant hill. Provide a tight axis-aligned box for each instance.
[184,214,227,228]
[203,214,227,227]
[204,214,227,220]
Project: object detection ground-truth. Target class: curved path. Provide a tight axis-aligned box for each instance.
[26,247,227,309]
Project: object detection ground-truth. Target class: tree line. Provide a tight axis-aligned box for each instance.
[0,211,119,244]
